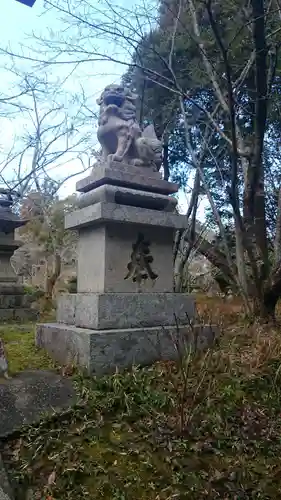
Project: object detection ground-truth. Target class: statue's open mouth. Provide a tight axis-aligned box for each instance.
[104,93,124,107]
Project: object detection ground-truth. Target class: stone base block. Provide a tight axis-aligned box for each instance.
[35,322,218,375]
[57,292,195,330]
[0,308,38,322]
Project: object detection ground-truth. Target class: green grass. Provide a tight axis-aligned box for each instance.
[2,323,281,498]
[1,325,55,374]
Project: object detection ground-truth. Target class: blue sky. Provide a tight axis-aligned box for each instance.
[1,1,53,53]
[1,1,126,91]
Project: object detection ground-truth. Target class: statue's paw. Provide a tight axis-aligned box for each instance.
[107,154,115,163]
[133,158,145,166]
[108,154,123,163]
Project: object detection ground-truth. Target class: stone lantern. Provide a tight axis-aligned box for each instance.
[0,189,36,321]
[36,84,217,374]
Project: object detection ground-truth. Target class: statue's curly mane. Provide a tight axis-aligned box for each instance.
[97,85,138,126]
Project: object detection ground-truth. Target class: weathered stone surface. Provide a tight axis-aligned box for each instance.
[77,184,177,212]
[0,454,13,500]
[0,308,37,322]
[0,487,11,500]
[0,285,24,295]
[36,322,218,375]
[0,370,77,438]
[13,308,38,322]
[76,224,175,293]
[0,189,27,233]
[0,310,14,321]
[66,201,187,232]
[0,196,34,327]
[0,251,18,285]
[36,325,91,370]
[57,292,195,330]
[76,162,178,196]
[57,293,77,325]
[0,294,30,308]
[0,239,21,252]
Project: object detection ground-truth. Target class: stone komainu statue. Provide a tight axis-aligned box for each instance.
[96,84,162,170]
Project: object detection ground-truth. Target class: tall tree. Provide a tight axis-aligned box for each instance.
[125,0,281,318]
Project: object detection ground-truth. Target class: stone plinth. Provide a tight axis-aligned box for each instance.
[56,292,195,329]
[36,162,216,374]
[36,323,217,375]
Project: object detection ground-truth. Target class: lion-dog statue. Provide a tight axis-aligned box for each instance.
[96,84,162,170]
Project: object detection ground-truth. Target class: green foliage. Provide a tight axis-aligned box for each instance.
[67,276,77,293]
[23,284,45,300]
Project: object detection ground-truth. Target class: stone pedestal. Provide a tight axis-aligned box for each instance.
[36,162,216,374]
[0,193,37,322]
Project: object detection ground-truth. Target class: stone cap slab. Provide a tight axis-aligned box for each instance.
[77,184,177,212]
[65,201,188,231]
[76,162,179,196]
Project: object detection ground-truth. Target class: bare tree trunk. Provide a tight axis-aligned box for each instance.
[254,287,280,320]
[44,253,61,301]
[174,241,191,292]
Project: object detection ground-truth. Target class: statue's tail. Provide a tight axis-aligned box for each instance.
[142,124,158,139]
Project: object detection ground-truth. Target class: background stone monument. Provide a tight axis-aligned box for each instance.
[36,84,215,374]
[0,189,36,321]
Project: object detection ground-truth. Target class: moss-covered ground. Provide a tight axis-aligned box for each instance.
[1,298,281,499]
[0,325,54,374]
